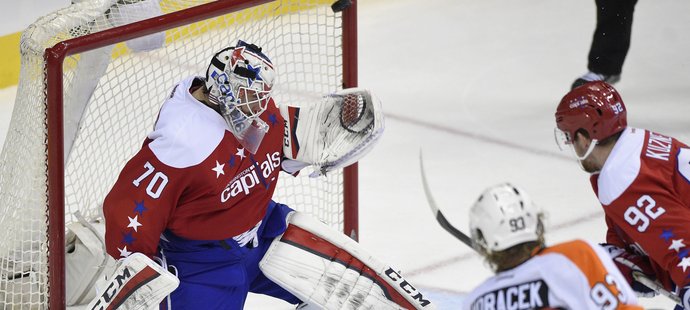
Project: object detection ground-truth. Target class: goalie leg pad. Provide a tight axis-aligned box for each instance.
[259,212,434,310]
[65,219,117,306]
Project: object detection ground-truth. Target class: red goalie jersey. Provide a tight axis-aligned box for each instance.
[103,77,286,259]
[591,127,690,290]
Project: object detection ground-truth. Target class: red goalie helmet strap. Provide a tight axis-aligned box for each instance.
[555,81,627,142]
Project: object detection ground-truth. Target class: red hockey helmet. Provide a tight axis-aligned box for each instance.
[554,81,627,150]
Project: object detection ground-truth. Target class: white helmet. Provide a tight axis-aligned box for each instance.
[469,183,544,254]
[205,40,276,154]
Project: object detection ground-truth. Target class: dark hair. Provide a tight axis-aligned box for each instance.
[484,240,544,272]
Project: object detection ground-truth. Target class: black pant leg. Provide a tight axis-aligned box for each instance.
[587,0,638,75]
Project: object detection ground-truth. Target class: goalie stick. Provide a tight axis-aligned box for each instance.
[418,151,681,306]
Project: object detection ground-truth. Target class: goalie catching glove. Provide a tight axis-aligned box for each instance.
[259,211,434,309]
[281,88,384,177]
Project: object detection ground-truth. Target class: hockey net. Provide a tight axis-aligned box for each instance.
[0,0,357,308]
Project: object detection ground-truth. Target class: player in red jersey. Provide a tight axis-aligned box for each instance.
[555,81,690,308]
[91,40,431,310]
[102,40,299,309]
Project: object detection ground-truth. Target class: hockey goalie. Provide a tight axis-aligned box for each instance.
[63,39,433,309]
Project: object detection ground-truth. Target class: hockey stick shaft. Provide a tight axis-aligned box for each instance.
[418,151,472,248]
[418,151,680,305]
[633,271,681,304]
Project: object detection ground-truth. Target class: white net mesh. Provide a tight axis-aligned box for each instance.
[0,0,347,307]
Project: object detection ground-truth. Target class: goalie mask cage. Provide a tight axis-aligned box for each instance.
[0,0,358,308]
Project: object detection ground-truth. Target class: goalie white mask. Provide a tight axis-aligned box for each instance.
[205,40,276,154]
[469,183,544,254]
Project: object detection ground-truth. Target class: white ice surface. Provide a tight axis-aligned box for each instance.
[2,0,689,308]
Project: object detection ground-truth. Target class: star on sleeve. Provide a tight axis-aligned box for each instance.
[118,246,132,258]
[134,200,148,216]
[212,160,225,178]
[670,239,687,252]
[127,215,143,232]
[236,148,246,159]
[678,257,690,273]
[122,231,136,245]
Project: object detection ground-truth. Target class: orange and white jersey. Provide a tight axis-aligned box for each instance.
[462,239,642,310]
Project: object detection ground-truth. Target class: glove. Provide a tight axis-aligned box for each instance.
[279,89,384,178]
[600,243,658,297]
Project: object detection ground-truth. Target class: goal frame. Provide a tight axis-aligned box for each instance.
[43,0,358,307]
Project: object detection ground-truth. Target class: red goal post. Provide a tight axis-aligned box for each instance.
[1,0,358,308]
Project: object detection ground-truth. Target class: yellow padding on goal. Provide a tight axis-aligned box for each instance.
[164,0,333,42]
[3,0,336,88]
[0,32,21,89]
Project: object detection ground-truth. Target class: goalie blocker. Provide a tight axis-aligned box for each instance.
[260,212,434,309]
[64,218,178,309]
[86,253,179,310]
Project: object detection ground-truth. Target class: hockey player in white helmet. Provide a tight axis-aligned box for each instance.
[462,183,642,310]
